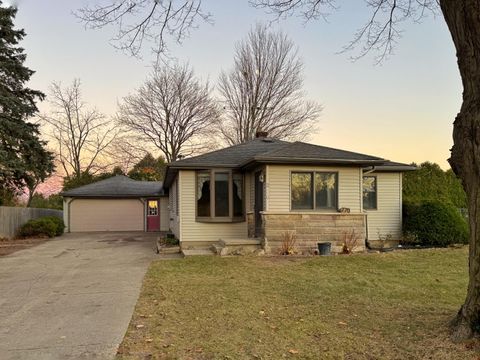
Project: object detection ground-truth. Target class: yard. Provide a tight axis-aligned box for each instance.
[117,248,477,359]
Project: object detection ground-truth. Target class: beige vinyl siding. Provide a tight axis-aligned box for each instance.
[70,199,144,232]
[159,197,169,231]
[169,178,180,239]
[365,172,402,240]
[267,165,362,213]
[179,170,248,243]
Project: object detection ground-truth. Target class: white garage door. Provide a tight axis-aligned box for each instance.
[70,199,144,232]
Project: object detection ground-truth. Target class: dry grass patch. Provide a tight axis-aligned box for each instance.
[0,237,47,256]
[118,248,477,359]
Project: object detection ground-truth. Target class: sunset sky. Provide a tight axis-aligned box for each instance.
[12,0,461,169]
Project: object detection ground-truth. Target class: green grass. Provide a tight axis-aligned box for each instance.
[117,248,476,359]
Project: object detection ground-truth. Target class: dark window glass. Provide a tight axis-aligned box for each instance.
[363,176,377,209]
[315,173,337,209]
[233,173,244,217]
[291,172,313,209]
[215,172,229,217]
[197,172,210,217]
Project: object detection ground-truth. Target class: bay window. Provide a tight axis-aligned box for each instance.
[196,170,244,221]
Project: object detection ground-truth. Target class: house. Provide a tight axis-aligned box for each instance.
[163,133,415,254]
[62,133,415,254]
[62,176,169,232]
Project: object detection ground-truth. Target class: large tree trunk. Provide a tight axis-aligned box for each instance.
[440,0,480,341]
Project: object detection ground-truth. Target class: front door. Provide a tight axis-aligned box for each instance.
[254,171,264,237]
[146,199,160,231]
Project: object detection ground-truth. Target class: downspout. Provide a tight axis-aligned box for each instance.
[66,198,74,233]
[363,166,377,175]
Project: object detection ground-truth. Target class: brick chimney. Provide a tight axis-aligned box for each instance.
[255,130,269,138]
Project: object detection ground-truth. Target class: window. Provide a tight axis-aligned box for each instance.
[147,200,158,216]
[315,173,337,209]
[197,172,211,217]
[291,172,338,210]
[363,176,377,210]
[291,172,313,209]
[215,172,229,217]
[196,170,244,221]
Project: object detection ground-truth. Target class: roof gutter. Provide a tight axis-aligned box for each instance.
[240,157,386,169]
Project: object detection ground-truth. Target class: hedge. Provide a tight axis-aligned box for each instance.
[403,200,468,247]
[18,216,65,238]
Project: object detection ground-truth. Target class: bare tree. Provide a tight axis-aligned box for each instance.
[38,80,118,178]
[76,0,212,62]
[252,1,439,64]
[116,63,219,162]
[108,134,150,173]
[218,24,322,145]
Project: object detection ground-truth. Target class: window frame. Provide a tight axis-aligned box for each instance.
[147,200,159,216]
[290,171,339,211]
[196,169,245,223]
[362,175,378,210]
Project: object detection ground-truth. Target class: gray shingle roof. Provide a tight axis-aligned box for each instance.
[168,138,385,168]
[253,141,384,163]
[372,161,417,171]
[164,138,415,187]
[168,138,289,168]
[61,175,164,198]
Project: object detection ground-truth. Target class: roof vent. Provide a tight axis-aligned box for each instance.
[255,130,269,138]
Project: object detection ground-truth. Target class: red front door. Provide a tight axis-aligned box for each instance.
[146,199,160,231]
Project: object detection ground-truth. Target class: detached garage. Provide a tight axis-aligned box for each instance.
[62,175,169,233]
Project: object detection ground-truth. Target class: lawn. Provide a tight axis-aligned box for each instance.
[117,248,477,359]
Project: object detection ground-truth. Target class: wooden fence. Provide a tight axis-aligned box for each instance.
[0,206,63,239]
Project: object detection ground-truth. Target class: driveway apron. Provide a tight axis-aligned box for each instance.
[0,232,157,360]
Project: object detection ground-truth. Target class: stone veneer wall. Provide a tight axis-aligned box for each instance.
[247,212,255,238]
[262,213,366,254]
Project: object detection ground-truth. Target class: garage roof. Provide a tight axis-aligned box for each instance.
[61,175,164,198]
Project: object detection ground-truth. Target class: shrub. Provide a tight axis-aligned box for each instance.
[280,231,297,255]
[403,201,468,247]
[18,216,65,238]
[164,236,179,246]
[342,229,360,254]
[18,218,56,238]
[43,216,65,236]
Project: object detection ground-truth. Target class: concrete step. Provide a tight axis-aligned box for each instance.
[182,248,215,257]
[219,238,262,246]
[215,238,263,256]
[157,245,181,254]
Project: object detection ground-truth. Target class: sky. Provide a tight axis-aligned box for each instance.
[10,0,461,169]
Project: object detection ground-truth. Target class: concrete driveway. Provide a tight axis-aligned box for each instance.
[0,232,158,360]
